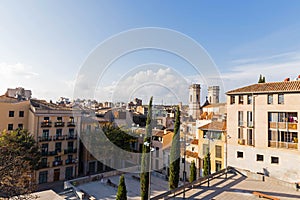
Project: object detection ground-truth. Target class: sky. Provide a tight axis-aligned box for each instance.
[1,1,300,104]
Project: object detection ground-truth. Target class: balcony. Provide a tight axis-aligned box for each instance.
[269,122,298,130]
[64,148,77,154]
[38,136,52,142]
[54,121,65,127]
[238,139,245,145]
[41,121,52,127]
[268,140,298,149]
[38,162,50,169]
[53,135,65,141]
[41,150,57,156]
[67,122,76,127]
[65,159,76,165]
[66,134,77,140]
[52,160,63,167]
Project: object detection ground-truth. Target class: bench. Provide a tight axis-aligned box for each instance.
[253,191,280,200]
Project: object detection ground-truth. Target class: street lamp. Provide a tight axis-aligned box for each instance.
[207,131,213,187]
[144,141,155,199]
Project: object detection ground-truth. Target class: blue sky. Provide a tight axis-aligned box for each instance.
[1,1,300,104]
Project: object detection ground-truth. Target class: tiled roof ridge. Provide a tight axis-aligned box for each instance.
[227,80,300,94]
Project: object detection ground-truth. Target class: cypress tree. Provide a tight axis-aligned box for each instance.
[116,175,127,200]
[189,160,197,182]
[203,152,211,177]
[169,106,181,189]
[140,97,153,200]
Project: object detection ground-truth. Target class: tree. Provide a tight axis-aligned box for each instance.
[203,152,211,177]
[258,74,266,83]
[140,96,153,200]
[189,160,197,182]
[0,129,40,199]
[169,106,181,190]
[116,174,127,200]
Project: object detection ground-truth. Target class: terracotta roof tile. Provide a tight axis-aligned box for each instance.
[198,121,226,131]
[226,81,300,94]
[186,150,198,158]
[191,139,198,145]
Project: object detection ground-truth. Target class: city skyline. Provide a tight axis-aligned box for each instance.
[1,1,300,103]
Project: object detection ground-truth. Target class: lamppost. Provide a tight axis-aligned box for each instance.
[207,131,213,187]
[144,141,154,199]
[183,125,187,199]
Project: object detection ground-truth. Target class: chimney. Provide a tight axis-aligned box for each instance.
[284,78,290,82]
[298,75,300,80]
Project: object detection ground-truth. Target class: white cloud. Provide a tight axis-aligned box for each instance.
[0,62,39,94]
[93,67,190,104]
[222,51,300,92]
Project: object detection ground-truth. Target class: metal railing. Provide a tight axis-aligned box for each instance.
[151,167,231,200]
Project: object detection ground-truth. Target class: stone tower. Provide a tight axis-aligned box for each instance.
[208,86,220,104]
[188,84,201,119]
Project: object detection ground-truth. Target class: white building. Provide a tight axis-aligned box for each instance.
[226,80,300,183]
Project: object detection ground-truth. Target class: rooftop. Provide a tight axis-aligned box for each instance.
[198,121,226,131]
[226,80,300,95]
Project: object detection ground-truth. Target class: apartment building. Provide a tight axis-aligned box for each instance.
[28,99,81,184]
[0,94,30,131]
[151,129,174,174]
[198,121,226,175]
[226,80,300,183]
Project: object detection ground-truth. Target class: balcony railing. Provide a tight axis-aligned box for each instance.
[41,150,58,156]
[41,121,52,127]
[66,134,77,140]
[53,135,65,141]
[38,136,52,142]
[65,159,76,165]
[238,139,245,145]
[38,162,50,169]
[268,140,298,149]
[53,160,63,167]
[64,148,77,154]
[269,122,297,130]
[54,121,65,127]
[67,122,76,127]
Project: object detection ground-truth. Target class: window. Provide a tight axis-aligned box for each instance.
[196,94,199,102]
[238,95,244,104]
[247,95,252,104]
[230,96,235,104]
[256,154,264,161]
[215,161,222,172]
[19,111,24,117]
[237,151,243,158]
[56,129,62,137]
[57,117,62,121]
[44,117,50,121]
[39,171,48,184]
[9,111,14,117]
[271,156,279,164]
[8,124,13,130]
[215,145,222,158]
[238,128,243,139]
[203,144,209,155]
[42,130,49,138]
[268,94,273,104]
[18,124,23,129]
[65,167,73,180]
[89,161,96,173]
[278,94,284,104]
[156,147,159,157]
[238,111,243,126]
[247,111,253,127]
[55,142,62,152]
[247,129,253,146]
[190,95,192,102]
